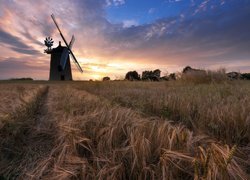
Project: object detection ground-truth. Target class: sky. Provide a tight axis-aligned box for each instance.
[0,0,250,80]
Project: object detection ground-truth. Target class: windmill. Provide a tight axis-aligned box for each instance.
[44,14,83,81]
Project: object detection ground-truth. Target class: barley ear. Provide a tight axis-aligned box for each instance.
[203,150,211,178]
[226,145,237,167]
[194,159,200,180]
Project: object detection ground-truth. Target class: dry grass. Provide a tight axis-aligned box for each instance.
[0,82,249,179]
[0,84,45,129]
[180,68,227,84]
[77,81,250,146]
[0,85,49,178]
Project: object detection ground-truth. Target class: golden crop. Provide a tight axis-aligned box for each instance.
[0,81,249,179]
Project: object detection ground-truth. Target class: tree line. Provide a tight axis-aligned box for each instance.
[102,66,250,81]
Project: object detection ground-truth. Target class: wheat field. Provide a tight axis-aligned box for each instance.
[0,81,249,179]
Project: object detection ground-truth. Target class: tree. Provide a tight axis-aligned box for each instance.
[226,72,242,80]
[142,69,161,81]
[182,66,206,74]
[103,77,110,81]
[182,66,192,74]
[169,73,176,80]
[125,71,140,81]
[241,73,250,80]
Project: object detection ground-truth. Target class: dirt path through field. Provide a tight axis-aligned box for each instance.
[0,86,57,179]
[17,86,57,178]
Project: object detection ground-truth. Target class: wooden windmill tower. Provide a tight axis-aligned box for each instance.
[44,14,83,81]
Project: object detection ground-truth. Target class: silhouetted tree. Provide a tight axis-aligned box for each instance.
[125,71,140,81]
[241,73,250,80]
[10,78,33,81]
[182,66,206,74]
[153,69,161,78]
[160,76,169,81]
[182,66,192,74]
[226,72,242,80]
[103,77,111,81]
[169,73,176,80]
[142,69,161,81]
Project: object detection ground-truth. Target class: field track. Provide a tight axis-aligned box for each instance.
[0,86,56,178]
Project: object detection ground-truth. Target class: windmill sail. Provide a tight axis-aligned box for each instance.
[69,35,75,49]
[60,36,75,70]
[70,53,83,73]
[51,14,83,73]
[60,48,70,70]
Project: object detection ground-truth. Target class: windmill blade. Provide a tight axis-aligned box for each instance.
[60,48,70,70]
[51,14,70,49]
[69,35,75,49]
[51,14,83,73]
[51,14,62,35]
[69,52,83,73]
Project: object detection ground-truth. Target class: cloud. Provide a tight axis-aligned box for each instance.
[148,8,156,14]
[193,0,210,15]
[123,20,138,28]
[0,57,48,79]
[0,28,41,55]
[100,0,250,72]
[192,0,229,15]
[106,0,125,6]
[0,0,250,80]
[168,0,182,3]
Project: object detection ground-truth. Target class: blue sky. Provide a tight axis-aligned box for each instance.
[0,0,250,80]
[106,0,190,25]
